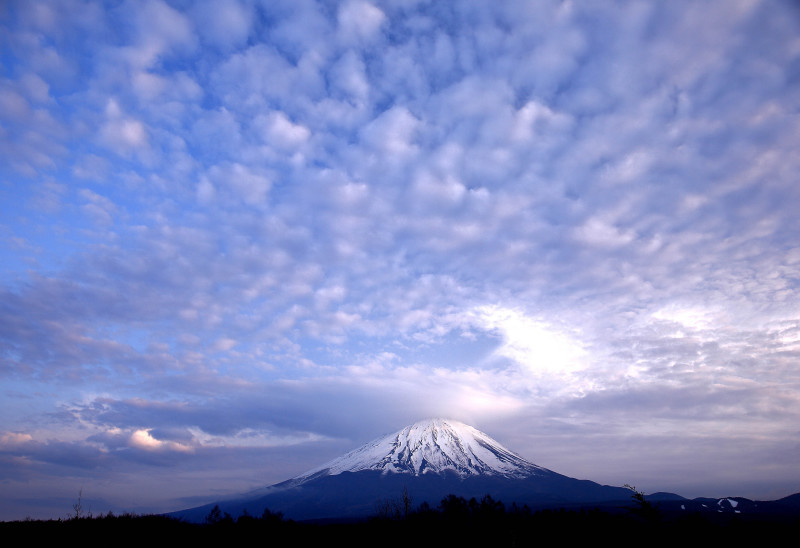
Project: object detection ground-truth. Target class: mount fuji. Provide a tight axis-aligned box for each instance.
[293,418,547,480]
[170,419,634,521]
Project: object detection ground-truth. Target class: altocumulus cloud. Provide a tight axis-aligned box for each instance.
[1,0,799,520]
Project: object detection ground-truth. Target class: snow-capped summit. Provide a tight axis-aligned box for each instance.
[294,418,548,482]
[170,418,638,522]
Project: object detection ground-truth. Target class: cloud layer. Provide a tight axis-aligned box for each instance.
[2,0,799,519]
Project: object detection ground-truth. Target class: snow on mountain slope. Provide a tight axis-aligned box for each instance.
[293,418,549,482]
[168,419,643,522]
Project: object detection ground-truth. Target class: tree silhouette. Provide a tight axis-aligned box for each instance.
[623,484,659,523]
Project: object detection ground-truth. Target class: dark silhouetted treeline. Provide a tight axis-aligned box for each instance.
[3,493,798,546]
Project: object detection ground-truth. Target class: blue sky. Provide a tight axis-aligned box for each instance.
[2,0,799,520]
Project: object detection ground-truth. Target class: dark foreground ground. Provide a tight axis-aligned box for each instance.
[3,494,798,546]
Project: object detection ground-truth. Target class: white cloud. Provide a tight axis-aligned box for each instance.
[0,88,30,121]
[511,100,572,143]
[411,170,466,206]
[196,176,216,204]
[575,216,636,248]
[19,73,50,103]
[99,99,149,154]
[192,0,253,51]
[212,338,238,352]
[187,427,331,449]
[360,106,420,157]
[131,71,167,100]
[337,1,386,45]
[651,305,720,333]
[130,429,193,452]
[80,189,117,226]
[207,163,272,205]
[473,306,589,379]
[123,0,197,69]
[257,111,311,149]
[329,50,370,104]
[0,432,34,446]
[2,0,800,518]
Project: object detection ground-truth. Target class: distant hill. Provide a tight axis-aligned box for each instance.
[168,418,795,522]
[170,419,636,521]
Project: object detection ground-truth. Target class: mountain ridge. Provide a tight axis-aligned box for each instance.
[168,419,799,522]
[292,418,548,482]
[169,418,637,521]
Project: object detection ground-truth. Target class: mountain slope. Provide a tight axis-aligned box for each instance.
[170,419,633,522]
[293,418,548,482]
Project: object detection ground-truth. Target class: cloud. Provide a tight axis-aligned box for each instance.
[99,99,149,154]
[191,0,253,51]
[207,162,272,205]
[337,1,386,45]
[1,0,800,519]
[329,50,371,106]
[79,189,118,226]
[210,45,305,111]
[472,306,589,379]
[129,429,193,453]
[360,105,420,157]
[0,432,34,446]
[122,0,197,70]
[256,111,311,150]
